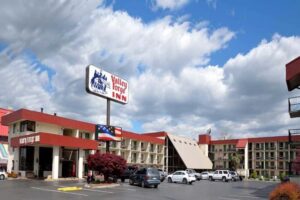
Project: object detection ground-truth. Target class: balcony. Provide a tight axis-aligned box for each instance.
[289,96,300,118]
[289,129,300,149]
[286,56,300,91]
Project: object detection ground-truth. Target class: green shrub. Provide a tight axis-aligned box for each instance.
[250,171,258,179]
[279,172,286,181]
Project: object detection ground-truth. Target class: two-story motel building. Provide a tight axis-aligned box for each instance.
[1,108,213,179]
[1,108,169,179]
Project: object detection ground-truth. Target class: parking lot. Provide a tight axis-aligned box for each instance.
[0,179,277,200]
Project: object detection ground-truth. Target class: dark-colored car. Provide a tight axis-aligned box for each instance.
[129,167,160,188]
[120,166,137,182]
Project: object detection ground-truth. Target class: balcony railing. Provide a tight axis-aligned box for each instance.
[289,129,300,148]
[289,96,300,118]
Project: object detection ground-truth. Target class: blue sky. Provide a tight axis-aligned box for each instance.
[1,0,300,139]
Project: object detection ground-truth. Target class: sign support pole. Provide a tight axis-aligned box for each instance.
[106,99,111,153]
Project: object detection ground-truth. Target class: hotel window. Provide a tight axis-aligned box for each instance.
[20,120,36,132]
[150,155,154,163]
[150,144,154,152]
[13,123,17,134]
[255,143,260,149]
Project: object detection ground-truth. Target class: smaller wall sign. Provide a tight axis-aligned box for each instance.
[19,135,40,145]
[86,65,129,104]
[95,124,122,141]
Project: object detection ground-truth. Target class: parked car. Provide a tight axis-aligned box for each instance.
[185,169,201,180]
[129,167,160,188]
[120,166,137,182]
[158,169,168,182]
[230,171,243,181]
[167,170,196,184]
[0,170,7,180]
[200,171,212,180]
[210,170,232,182]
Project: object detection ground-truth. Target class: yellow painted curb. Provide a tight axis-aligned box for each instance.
[57,187,82,192]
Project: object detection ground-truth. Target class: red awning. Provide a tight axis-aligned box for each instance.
[10,132,98,150]
[236,139,248,149]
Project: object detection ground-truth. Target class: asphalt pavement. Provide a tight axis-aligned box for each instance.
[0,178,278,200]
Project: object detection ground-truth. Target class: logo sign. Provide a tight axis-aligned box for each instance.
[19,135,40,145]
[95,124,122,141]
[86,65,129,104]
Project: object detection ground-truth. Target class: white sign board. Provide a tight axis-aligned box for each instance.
[86,65,129,104]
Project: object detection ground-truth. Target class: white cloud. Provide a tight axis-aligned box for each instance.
[153,0,190,10]
[0,1,299,140]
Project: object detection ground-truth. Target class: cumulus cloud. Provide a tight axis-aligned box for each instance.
[0,1,298,140]
[152,0,190,10]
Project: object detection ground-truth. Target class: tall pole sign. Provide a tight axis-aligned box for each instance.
[86,65,128,152]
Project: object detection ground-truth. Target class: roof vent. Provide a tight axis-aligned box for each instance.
[41,108,44,113]
[54,113,57,116]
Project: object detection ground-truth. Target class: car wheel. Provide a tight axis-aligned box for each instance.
[0,175,4,180]
[222,177,226,182]
[168,177,172,183]
[129,179,134,185]
[182,178,188,184]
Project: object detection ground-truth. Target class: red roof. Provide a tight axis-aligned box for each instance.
[209,135,300,145]
[2,109,95,132]
[1,108,165,145]
[210,139,238,145]
[142,131,167,138]
[0,108,13,137]
[122,131,164,144]
[236,139,248,148]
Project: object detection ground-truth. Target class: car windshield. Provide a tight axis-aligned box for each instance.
[147,168,159,175]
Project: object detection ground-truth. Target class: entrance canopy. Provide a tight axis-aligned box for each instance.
[10,132,98,150]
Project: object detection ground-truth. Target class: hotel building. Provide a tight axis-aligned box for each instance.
[0,108,167,179]
[198,133,300,177]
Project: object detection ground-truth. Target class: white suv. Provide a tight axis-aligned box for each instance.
[211,170,232,182]
[0,171,7,180]
[185,169,201,180]
[167,170,196,184]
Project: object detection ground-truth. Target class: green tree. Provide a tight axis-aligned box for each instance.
[229,154,241,170]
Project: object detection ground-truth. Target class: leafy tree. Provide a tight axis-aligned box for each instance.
[87,152,127,182]
[229,154,241,170]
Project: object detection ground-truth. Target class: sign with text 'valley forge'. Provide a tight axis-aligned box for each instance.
[95,124,122,141]
[86,65,129,104]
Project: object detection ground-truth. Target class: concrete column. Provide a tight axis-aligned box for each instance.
[52,146,59,179]
[77,149,84,179]
[75,129,80,138]
[33,146,39,177]
[13,147,19,174]
[7,147,14,173]
[244,143,249,177]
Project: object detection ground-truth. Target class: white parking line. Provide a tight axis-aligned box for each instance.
[31,187,88,197]
[229,195,260,199]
